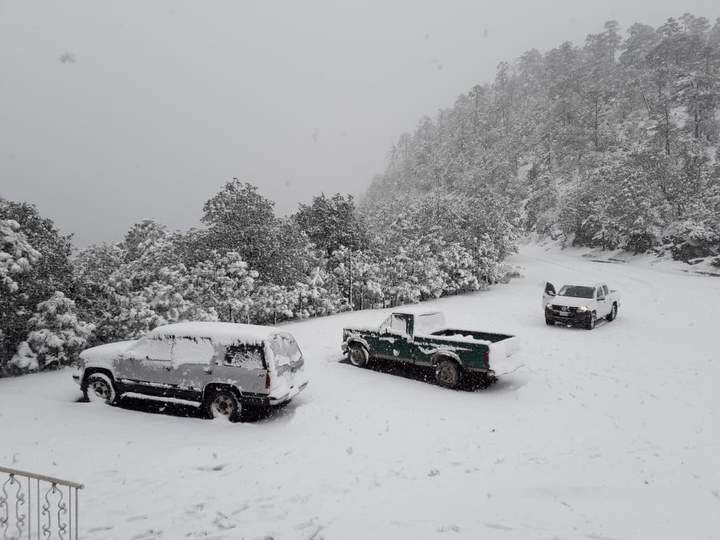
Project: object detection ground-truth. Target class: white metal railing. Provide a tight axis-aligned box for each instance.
[0,466,83,539]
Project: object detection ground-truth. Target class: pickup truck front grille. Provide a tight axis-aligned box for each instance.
[551,305,577,313]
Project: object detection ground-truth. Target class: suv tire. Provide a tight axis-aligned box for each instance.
[206,389,241,422]
[84,372,117,405]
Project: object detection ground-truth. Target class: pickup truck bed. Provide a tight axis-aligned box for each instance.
[430,328,515,343]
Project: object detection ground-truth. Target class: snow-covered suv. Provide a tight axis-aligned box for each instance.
[543,282,621,330]
[73,322,308,421]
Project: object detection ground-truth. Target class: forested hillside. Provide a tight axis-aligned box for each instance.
[365,14,720,263]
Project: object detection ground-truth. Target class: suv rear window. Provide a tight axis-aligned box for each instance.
[224,344,266,370]
[269,334,302,367]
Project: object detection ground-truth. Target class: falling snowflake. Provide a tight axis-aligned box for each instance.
[59,52,76,64]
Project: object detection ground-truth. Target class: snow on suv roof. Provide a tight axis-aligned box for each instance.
[149,322,282,345]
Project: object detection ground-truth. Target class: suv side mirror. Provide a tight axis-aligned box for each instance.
[597,295,605,301]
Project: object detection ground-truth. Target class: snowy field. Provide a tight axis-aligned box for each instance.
[2,244,720,540]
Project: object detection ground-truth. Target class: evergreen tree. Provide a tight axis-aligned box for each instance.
[10,292,93,372]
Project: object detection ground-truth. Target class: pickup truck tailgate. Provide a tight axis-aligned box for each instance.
[488,336,523,375]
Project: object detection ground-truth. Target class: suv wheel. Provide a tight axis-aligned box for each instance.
[435,358,462,389]
[606,304,617,322]
[207,390,241,422]
[84,372,117,405]
[348,344,369,368]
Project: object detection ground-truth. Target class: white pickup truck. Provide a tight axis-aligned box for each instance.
[542,282,620,330]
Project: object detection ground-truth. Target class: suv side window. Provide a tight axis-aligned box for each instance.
[131,337,173,361]
[602,285,609,296]
[224,344,265,370]
[172,336,215,366]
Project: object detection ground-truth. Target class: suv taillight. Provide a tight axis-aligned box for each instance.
[265,372,272,389]
[484,350,489,366]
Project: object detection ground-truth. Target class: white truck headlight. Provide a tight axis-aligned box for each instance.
[577,306,589,312]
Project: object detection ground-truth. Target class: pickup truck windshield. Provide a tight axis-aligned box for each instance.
[558,285,594,298]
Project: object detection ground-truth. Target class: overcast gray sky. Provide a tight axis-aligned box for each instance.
[1,1,717,246]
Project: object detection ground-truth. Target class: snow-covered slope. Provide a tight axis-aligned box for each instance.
[1,245,719,539]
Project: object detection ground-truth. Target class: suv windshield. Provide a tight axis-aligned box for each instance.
[558,285,595,298]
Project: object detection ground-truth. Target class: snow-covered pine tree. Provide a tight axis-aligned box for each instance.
[0,218,41,370]
[10,292,93,372]
[186,250,258,322]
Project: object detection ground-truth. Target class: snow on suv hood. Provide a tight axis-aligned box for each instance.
[79,340,136,368]
[550,296,593,308]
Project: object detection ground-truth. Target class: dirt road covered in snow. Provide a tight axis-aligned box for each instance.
[2,244,719,539]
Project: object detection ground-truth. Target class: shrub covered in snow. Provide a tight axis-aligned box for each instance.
[10,292,93,371]
[0,219,40,293]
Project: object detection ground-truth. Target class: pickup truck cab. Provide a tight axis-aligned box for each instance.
[74,322,309,422]
[543,282,620,330]
[342,309,517,389]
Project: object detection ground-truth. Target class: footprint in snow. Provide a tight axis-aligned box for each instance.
[87,525,114,533]
[485,523,513,531]
[213,511,235,530]
[437,524,461,533]
[131,529,162,540]
[195,463,228,472]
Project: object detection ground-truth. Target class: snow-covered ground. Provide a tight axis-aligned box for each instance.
[2,244,719,539]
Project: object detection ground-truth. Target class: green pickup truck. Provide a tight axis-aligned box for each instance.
[341,309,517,389]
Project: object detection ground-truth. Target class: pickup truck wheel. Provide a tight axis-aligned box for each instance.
[84,372,117,405]
[435,359,462,389]
[207,390,241,422]
[606,304,617,322]
[349,344,369,368]
[586,312,597,330]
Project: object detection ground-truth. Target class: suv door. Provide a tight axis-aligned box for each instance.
[171,336,217,399]
[117,337,178,394]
